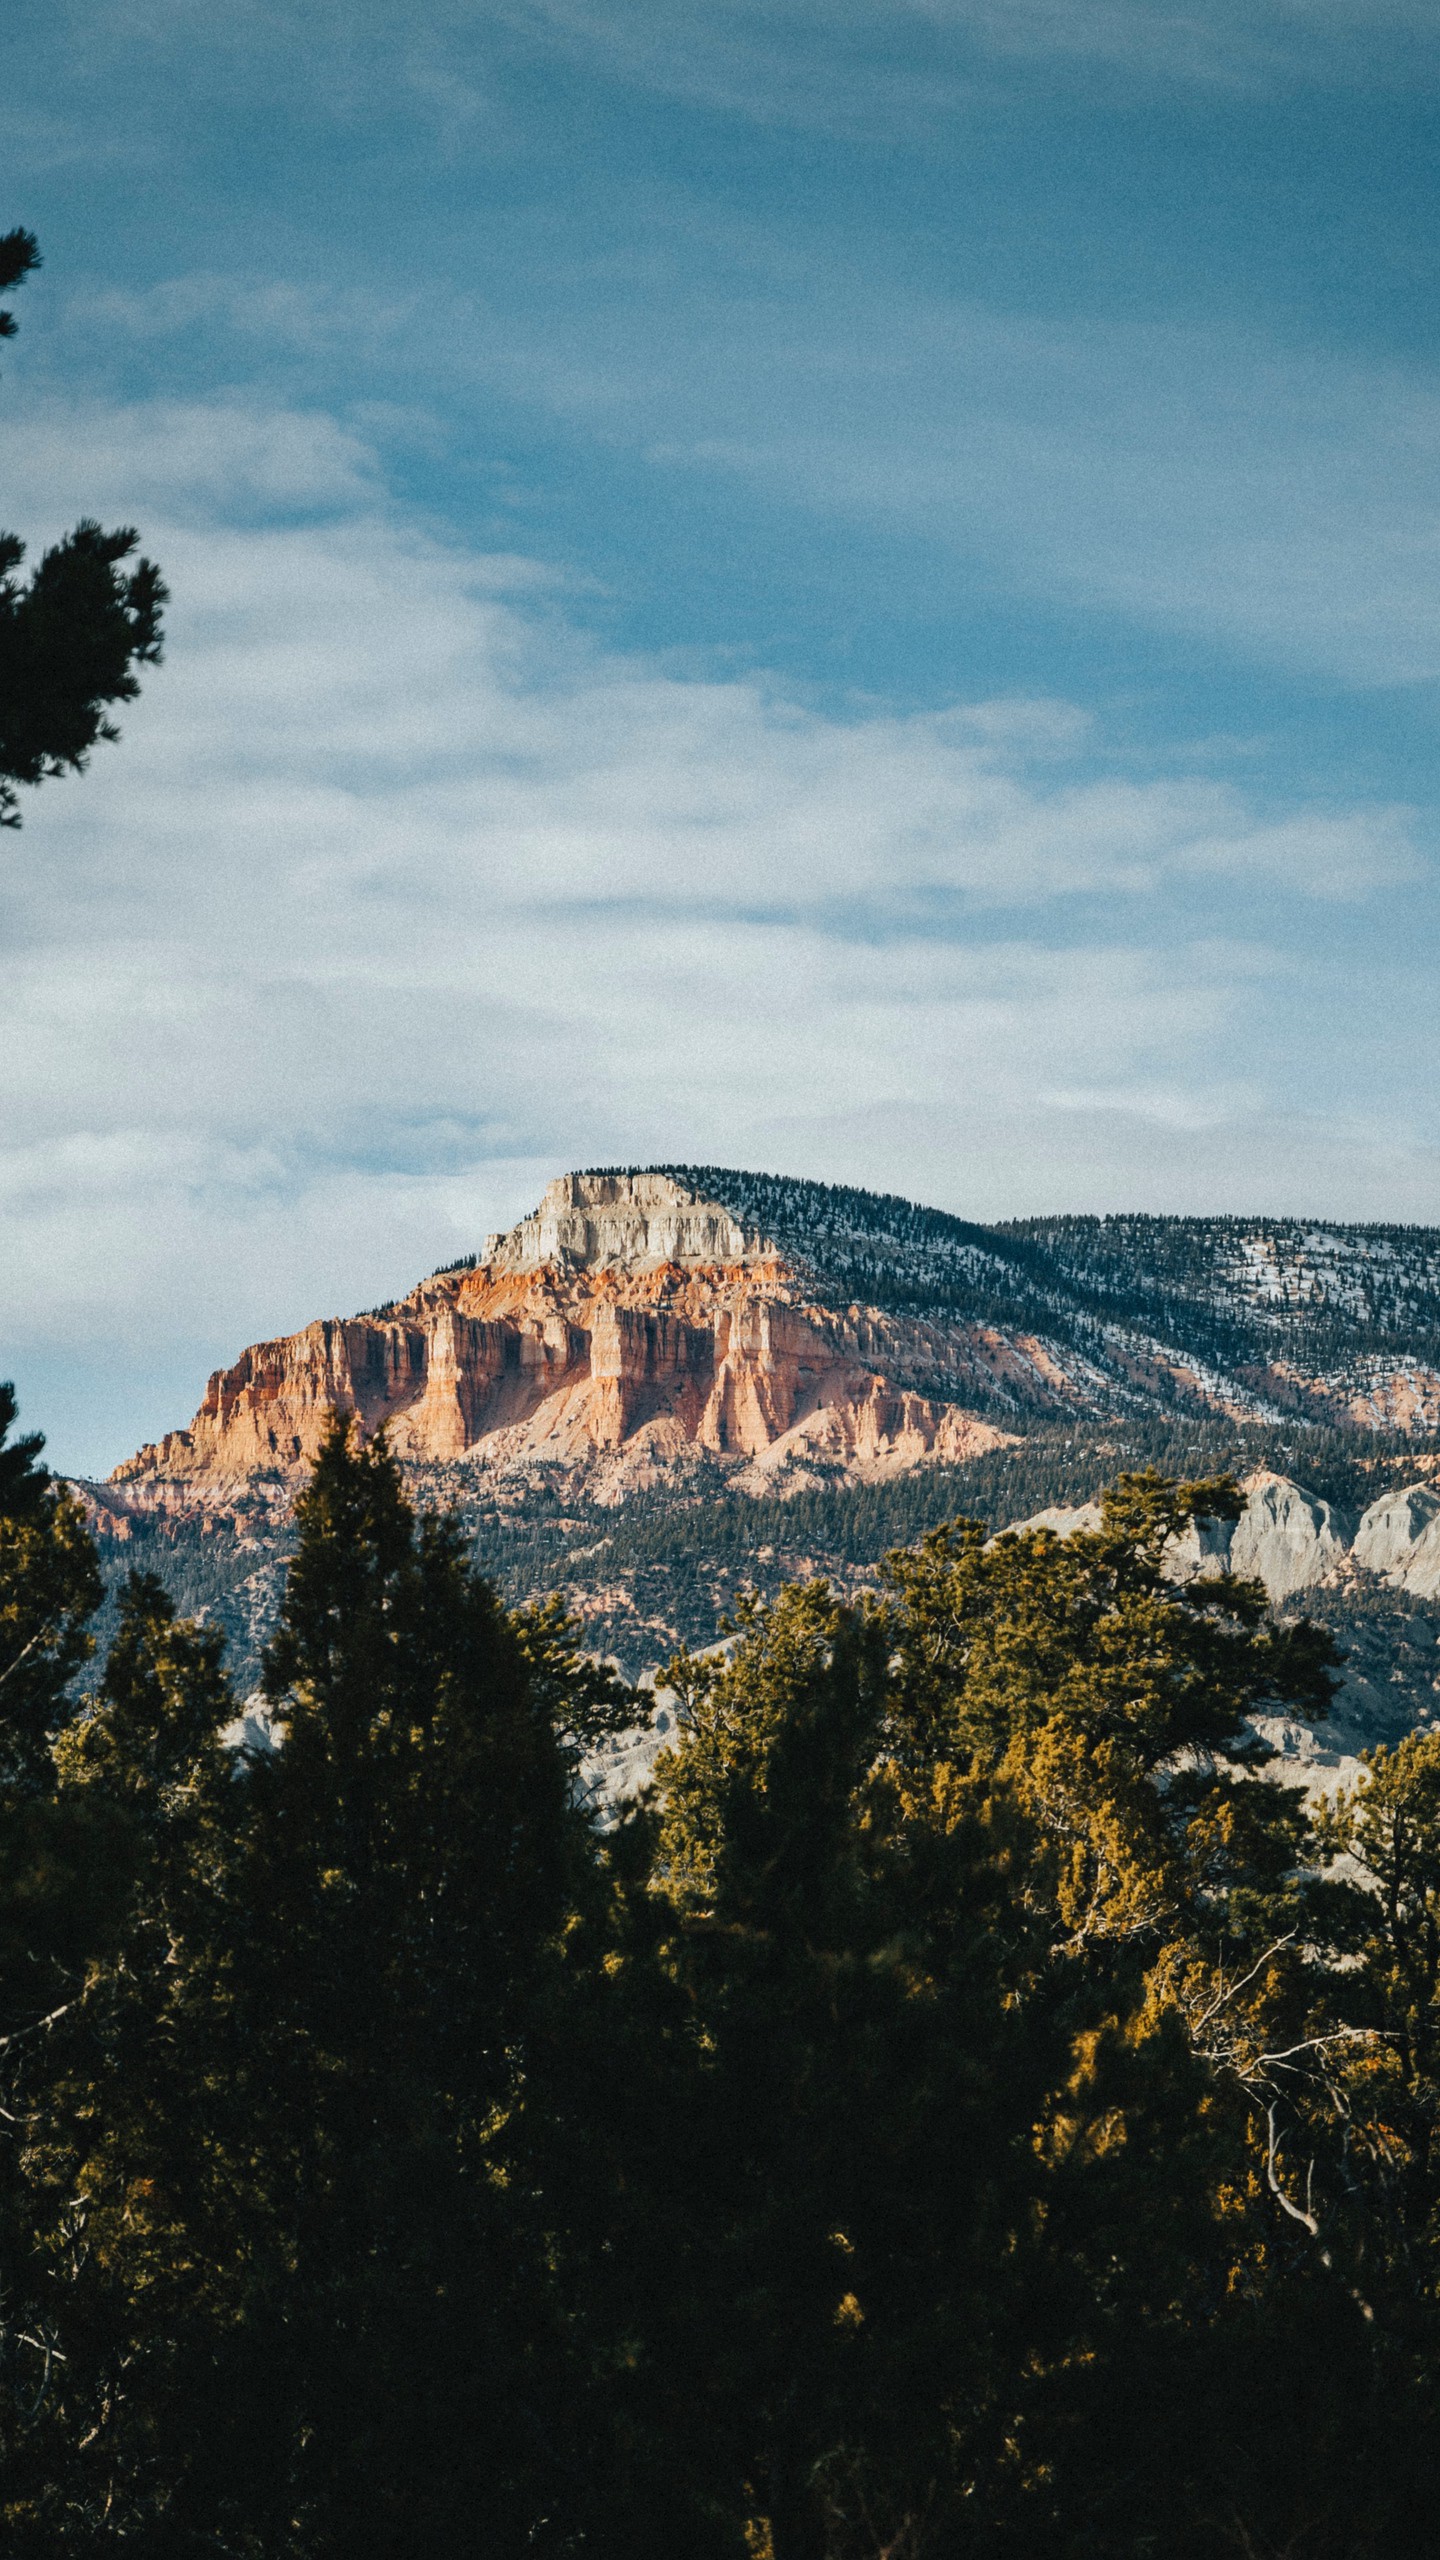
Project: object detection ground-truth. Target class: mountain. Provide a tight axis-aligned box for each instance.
[79,1169,1440,1736]
[108,1171,1014,1502]
[105,1168,1440,1500]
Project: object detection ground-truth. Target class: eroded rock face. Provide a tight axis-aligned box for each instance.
[1010,1472,1348,1605]
[1353,1484,1440,1600]
[482,1170,768,1273]
[1227,1471,1349,1600]
[113,1175,1015,1503]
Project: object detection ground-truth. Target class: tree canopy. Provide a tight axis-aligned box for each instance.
[1,1407,1439,2554]
[0,228,166,827]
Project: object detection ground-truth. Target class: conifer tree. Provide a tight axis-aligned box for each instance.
[635,1472,1438,2559]
[200,1416,592,2551]
[642,1579,1052,2559]
[2,1411,649,2552]
[0,1389,122,2534]
[6,1573,240,2548]
[8,1430,1440,2556]
[0,230,166,828]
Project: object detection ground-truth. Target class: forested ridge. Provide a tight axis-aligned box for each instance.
[9,1382,1440,2554]
[650,1166,1440,1382]
[98,1411,1440,1693]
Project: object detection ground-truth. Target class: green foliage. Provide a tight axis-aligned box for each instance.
[13,1404,1440,2553]
[1319,1732,1440,2086]
[0,229,40,345]
[632,1475,1386,2557]
[0,230,166,826]
[0,1387,116,2034]
[0,1386,102,1791]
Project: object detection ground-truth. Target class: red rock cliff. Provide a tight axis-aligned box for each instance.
[112,1171,1019,1500]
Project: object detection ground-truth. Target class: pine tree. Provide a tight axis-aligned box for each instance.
[200,1416,593,2550]
[634,1473,1438,2559]
[0,229,166,828]
[5,1418,619,2550]
[6,1573,239,2548]
[0,1388,123,2536]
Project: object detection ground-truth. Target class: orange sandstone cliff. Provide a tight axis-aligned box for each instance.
[111,1172,1019,1509]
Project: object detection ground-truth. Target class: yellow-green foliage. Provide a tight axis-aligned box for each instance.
[4,1416,1440,2560]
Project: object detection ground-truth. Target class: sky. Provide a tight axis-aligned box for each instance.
[4,0,1440,1474]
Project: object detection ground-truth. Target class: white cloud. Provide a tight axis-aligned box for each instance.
[495,0,1437,119]
[489,286,1440,689]
[51,250,1440,693]
[0,391,1433,1473]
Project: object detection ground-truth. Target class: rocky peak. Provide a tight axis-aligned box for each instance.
[1353,1482,1440,1600]
[108,1169,1011,1501]
[482,1171,774,1275]
[98,1167,1440,1548]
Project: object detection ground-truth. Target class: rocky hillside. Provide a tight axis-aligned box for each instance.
[109,1169,1440,1508]
[110,1171,1014,1505]
[78,1169,1440,1733]
[651,1170,1440,1430]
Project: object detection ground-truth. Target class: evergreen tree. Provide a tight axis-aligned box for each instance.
[6,1573,239,2549]
[637,1577,1053,2559]
[7,1427,1440,2555]
[37,1423,599,2560]
[636,1473,1439,2558]
[225,1418,586,2549]
[6,1419,619,2551]
[0,1388,122,2532]
[0,229,166,827]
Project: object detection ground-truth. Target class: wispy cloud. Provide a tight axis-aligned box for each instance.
[496,0,1439,118]
[1,391,1432,1472]
[69,255,1440,693]
[483,288,1440,690]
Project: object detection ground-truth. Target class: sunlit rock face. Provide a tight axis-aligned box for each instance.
[84,1170,1440,1744]
[1226,1471,1350,1600]
[1353,1484,1440,1600]
[1010,1472,1347,1605]
[482,1171,768,1274]
[103,1170,1440,1554]
[111,1173,1015,1505]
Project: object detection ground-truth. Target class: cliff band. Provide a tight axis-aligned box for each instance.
[111,1167,1440,1515]
[112,1172,1015,1502]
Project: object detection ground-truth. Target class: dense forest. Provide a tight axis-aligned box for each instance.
[8,1381,1440,2555]
[651,1166,1440,1380]
[92,1411,1440,1693]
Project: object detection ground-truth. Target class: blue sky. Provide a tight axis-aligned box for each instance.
[4,0,1440,1472]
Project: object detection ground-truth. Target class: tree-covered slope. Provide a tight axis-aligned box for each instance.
[649,1166,1440,1386]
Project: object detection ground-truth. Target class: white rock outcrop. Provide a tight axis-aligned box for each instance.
[1012,1471,1349,1606]
[484,1171,769,1274]
[1012,1502,1104,1539]
[1353,1483,1440,1600]
[1227,1471,1349,1600]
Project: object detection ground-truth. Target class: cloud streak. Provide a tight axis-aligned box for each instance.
[497,0,1439,119]
[0,392,1433,1472]
[67,253,1440,695]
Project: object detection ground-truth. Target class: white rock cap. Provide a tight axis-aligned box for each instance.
[482,1170,773,1273]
